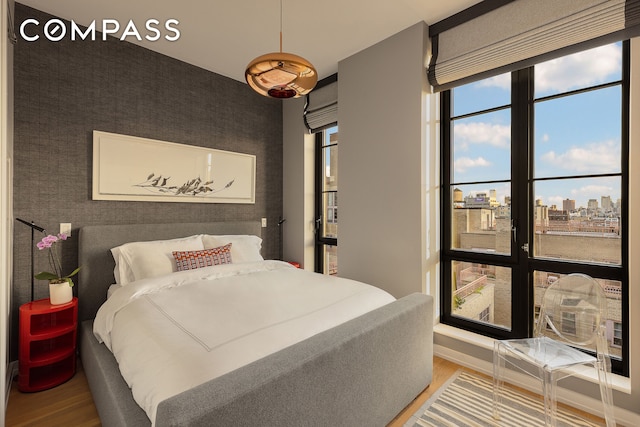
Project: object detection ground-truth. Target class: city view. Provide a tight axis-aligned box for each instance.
[447,41,624,357]
[451,189,623,356]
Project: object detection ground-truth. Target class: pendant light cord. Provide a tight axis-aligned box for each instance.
[279,0,283,53]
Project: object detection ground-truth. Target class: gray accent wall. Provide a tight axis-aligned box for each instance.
[11,3,282,356]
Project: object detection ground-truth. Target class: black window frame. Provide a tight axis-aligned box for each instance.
[440,41,630,376]
[314,129,338,274]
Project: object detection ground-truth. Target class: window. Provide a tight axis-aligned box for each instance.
[560,310,577,336]
[479,307,490,323]
[326,192,338,224]
[613,322,623,348]
[315,126,338,275]
[441,42,629,375]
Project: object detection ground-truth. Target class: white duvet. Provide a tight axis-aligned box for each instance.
[93,260,395,425]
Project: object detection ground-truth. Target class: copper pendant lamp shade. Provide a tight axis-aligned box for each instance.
[245,1,317,99]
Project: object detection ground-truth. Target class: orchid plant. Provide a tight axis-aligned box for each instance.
[35,233,80,286]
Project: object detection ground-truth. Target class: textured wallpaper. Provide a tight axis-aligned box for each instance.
[11,3,283,355]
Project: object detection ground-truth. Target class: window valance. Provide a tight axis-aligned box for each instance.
[304,79,337,133]
[428,0,640,91]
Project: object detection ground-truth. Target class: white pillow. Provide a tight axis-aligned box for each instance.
[110,246,137,285]
[201,234,263,263]
[111,235,204,284]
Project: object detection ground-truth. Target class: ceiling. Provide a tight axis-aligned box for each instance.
[17,0,481,84]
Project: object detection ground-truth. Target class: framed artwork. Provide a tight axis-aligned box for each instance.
[92,131,256,204]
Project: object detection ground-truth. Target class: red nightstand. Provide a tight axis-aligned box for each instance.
[18,297,78,392]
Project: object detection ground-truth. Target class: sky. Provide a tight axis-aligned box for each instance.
[451,42,623,211]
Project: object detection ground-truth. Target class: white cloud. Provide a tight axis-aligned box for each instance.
[476,73,510,90]
[454,122,510,150]
[570,184,616,207]
[535,44,621,94]
[540,140,620,174]
[454,156,491,173]
[571,184,615,197]
[537,187,613,210]
[546,195,565,208]
[472,44,621,94]
[541,134,549,143]
[534,194,565,207]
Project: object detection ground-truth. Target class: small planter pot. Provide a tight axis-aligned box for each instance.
[49,280,73,305]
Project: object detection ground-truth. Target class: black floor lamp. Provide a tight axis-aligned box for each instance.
[16,218,46,302]
[277,217,286,261]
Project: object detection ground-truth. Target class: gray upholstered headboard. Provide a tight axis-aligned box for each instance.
[77,221,263,322]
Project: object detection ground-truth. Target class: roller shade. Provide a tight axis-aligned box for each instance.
[304,81,337,133]
[428,0,640,91]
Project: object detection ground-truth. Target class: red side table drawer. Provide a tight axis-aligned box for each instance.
[19,297,78,392]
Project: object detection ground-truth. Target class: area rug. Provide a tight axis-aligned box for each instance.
[404,370,602,427]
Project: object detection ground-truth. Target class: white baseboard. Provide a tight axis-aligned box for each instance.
[434,343,640,427]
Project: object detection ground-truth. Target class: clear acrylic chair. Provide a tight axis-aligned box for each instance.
[493,273,615,427]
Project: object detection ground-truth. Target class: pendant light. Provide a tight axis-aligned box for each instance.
[245,0,317,99]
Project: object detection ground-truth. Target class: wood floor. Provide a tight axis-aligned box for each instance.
[5,356,604,426]
[388,356,460,426]
[6,361,100,427]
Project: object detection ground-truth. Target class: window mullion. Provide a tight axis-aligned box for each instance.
[440,90,453,317]
[509,67,534,337]
[619,40,630,376]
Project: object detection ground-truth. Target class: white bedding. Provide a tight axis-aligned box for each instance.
[93,260,395,425]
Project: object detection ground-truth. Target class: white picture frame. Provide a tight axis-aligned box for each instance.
[92,131,256,204]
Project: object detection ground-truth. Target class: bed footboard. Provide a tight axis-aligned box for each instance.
[156,292,433,427]
[80,320,150,426]
[81,293,433,426]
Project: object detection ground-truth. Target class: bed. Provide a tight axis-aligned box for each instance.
[77,221,433,427]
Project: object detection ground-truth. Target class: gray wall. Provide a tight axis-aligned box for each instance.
[11,3,282,357]
[282,97,315,269]
[337,22,430,298]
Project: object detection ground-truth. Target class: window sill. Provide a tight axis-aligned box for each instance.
[433,323,631,395]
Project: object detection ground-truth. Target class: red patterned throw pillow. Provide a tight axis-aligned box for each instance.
[172,244,233,271]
